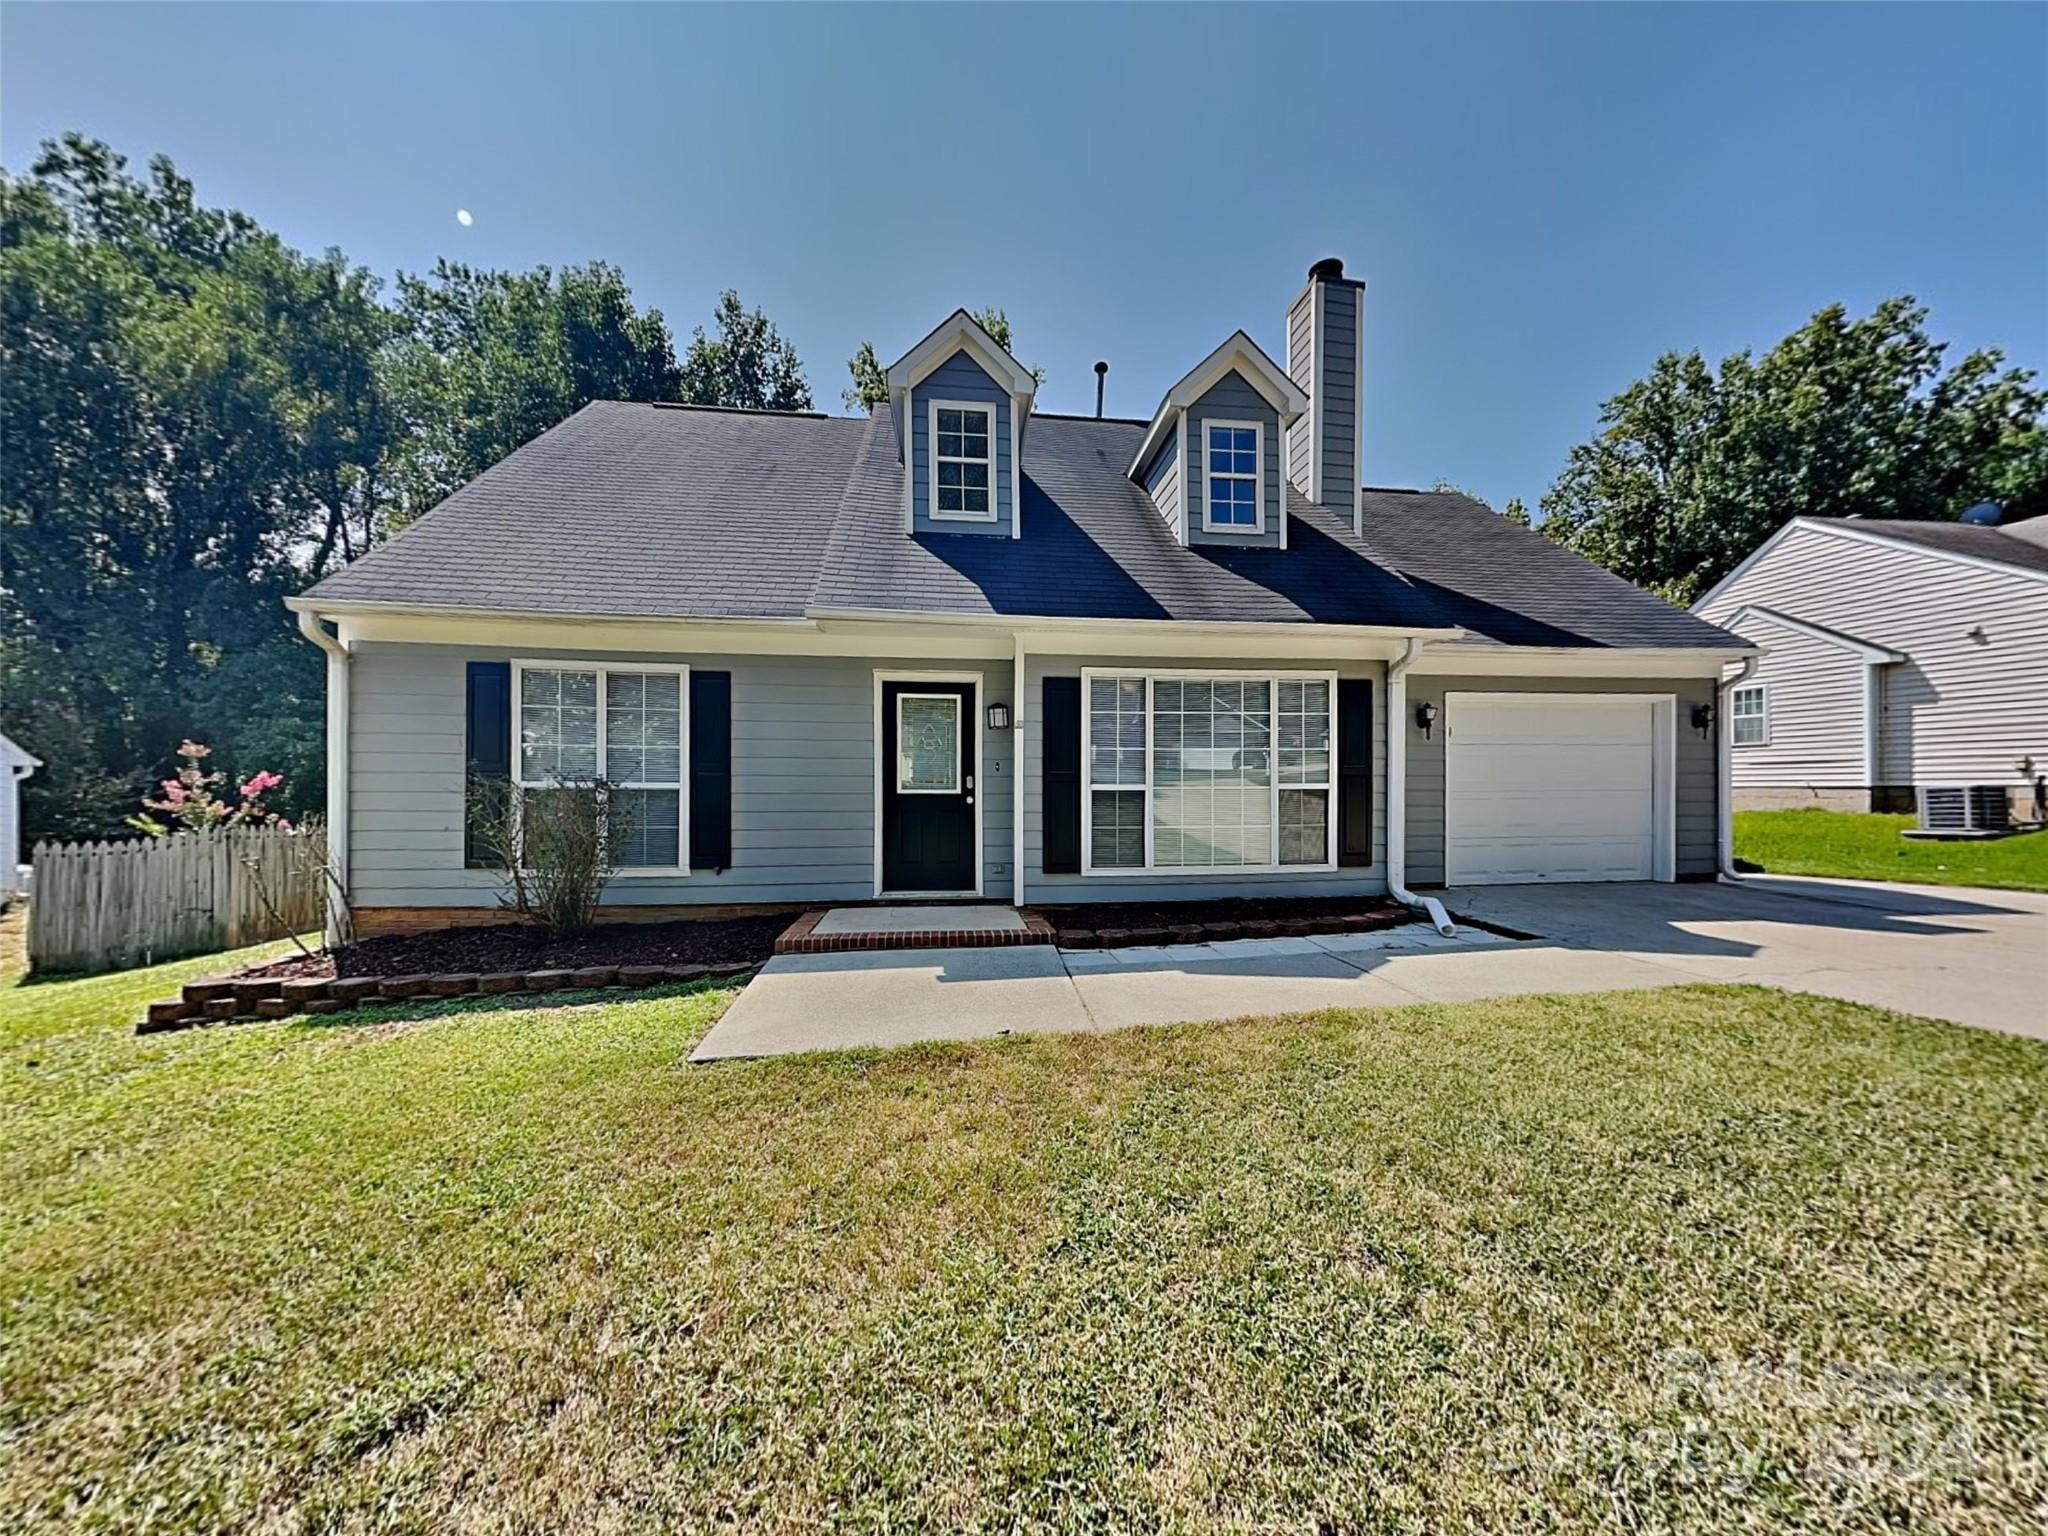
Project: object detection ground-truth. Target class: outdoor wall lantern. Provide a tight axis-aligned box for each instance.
[1415,701,1439,739]
[987,702,1012,732]
[1691,701,1715,736]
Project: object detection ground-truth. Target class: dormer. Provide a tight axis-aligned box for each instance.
[886,310,1038,539]
[1126,331,1308,550]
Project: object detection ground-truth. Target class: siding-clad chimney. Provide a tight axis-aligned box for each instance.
[1284,257,1365,531]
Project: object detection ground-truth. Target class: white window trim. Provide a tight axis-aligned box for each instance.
[1730,682,1769,748]
[1200,419,1265,534]
[894,691,963,795]
[927,397,999,524]
[1079,666,1338,877]
[509,659,691,877]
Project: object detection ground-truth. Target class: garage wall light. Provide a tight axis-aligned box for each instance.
[1415,701,1439,739]
[1690,702,1715,736]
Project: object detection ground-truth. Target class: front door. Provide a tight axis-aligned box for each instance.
[881,680,976,893]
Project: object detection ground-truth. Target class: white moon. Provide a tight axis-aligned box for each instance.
[455,209,473,227]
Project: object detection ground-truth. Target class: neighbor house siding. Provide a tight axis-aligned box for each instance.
[909,351,1014,537]
[1020,653,1387,905]
[1403,674,1719,885]
[1697,523,2048,787]
[1717,613,1870,788]
[1141,432,1183,543]
[347,642,1014,910]
[1183,370,1284,550]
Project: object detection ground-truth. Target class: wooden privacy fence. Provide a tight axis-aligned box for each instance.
[28,824,326,975]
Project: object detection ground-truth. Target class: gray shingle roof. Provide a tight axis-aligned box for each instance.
[304,399,1744,649]
[1814,517,2048,578]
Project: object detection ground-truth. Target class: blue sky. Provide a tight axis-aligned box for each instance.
[6,3,2044,511]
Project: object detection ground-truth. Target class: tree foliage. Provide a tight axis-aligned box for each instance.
[383,261,681,524]
[676,290,812,412]
[3,135,818,843]
[1540,298,2048,602]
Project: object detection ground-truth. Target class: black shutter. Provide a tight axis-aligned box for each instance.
[1042,675,1081,873]
[1338,678,1374,867]
[465,661,512,867]
[689,670,732,872]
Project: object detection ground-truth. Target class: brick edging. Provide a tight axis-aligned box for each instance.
[1047,907,1408,950]
[137,961,759,1036]
[772,909,1058,955]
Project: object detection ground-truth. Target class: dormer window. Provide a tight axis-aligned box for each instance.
[931,401,994,521]
[1204,421,1262,531]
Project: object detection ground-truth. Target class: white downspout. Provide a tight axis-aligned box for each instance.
[1386,637,1456,936]
[1716,656,1759,880]
[296,610,351,944]
[1012,632,1026,907]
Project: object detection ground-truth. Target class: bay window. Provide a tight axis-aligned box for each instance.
[1083,670,1336,874]
[514,662,688,871]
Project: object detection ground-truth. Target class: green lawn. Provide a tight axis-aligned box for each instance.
[3,947,2045,1532]
[1735,808,2048,892]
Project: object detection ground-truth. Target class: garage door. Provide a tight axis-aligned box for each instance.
[1445,695,1662,884]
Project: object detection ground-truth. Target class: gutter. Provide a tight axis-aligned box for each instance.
[1385,637,1456,936]
[295,610,352,944]
[1715,655,1760,880]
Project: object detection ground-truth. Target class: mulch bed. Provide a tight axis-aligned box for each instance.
[1028,894,1412,949]
[236,915,790,982]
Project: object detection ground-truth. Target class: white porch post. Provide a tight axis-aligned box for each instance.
[1012,633,1027,907]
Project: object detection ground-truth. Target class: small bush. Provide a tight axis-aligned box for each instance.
[466,777,636,936]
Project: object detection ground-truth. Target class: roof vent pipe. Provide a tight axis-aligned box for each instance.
[1094,360,1108,418]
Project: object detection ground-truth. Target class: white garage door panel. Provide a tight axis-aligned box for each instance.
[1446,697,1662,885]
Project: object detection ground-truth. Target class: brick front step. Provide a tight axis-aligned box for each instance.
[773,909,1058,956]
[1052,907,1408,952]
[136,960,758,1036]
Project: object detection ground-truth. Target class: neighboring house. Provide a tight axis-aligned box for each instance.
[291,259,1754,938]
[0,733,39,906]
[1694,514,2048,813]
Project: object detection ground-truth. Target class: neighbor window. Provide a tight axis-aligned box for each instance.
[1730,683,1768,747]
[1084,671,1335,873]
[1204,421,1261,530]
[931,401,993,519]
[515,663,687,869]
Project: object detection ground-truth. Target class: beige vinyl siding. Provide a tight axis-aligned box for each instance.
[1699,523,2048,787]
[1403,675,1720,886]
[347,642,1014,908]
[1719,614,1870,787]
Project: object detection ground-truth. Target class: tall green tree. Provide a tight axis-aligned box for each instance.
[382,260,680,524]
[2,135,392,839]
[1540,298,2048,602]
[676,290,812,412]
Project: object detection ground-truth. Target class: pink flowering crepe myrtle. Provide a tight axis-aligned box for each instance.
[128,740,292,836]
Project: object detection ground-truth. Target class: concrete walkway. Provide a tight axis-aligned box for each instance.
[691,878,2047,1060]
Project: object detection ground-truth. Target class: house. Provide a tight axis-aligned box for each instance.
[1694,513,2048,814]
[290,260,1755,939]
[0,732,39,907]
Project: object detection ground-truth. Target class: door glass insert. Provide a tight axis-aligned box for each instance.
[898,695,961,792]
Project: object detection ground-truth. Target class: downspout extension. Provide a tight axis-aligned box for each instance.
[295,610,351,944]
[1386,637,1456,936]
[1715,656,1760,881]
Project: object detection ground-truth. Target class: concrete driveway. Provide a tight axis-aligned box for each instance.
[691,877,2045,1059]
[1441,875,2046,1039]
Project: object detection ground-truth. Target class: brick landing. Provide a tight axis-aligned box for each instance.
[774,907,1057,955]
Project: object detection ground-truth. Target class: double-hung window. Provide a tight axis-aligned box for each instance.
[514,662,688,870]
[1204,420,1261,531]
[1083,670,1336,873]
[1729,683,1768,747]
[931,400,994,520]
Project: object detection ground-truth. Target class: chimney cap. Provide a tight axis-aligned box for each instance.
[1308,256,1346,281]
